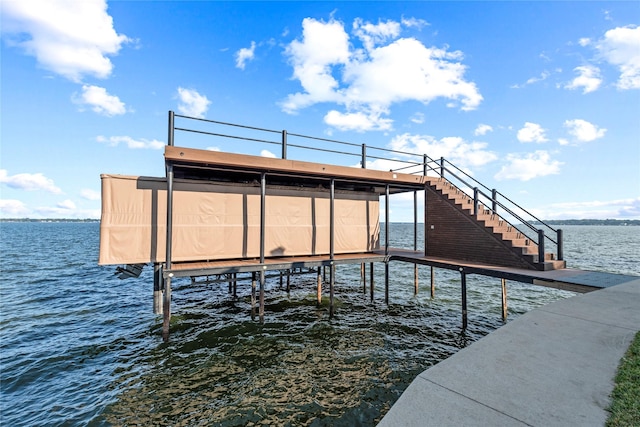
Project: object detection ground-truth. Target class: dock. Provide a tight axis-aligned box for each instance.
[100,112,602,341]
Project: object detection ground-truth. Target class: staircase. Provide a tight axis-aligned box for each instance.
[426,177,566,271]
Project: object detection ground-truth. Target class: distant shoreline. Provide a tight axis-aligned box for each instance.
[0,218,638,226]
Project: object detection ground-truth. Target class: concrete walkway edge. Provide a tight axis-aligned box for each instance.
[378,278,640,427]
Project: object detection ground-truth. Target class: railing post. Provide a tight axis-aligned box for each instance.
[538,229,545,265]
[492,189,497,214]
[282,130,287,159]
[168,110,174,147]
[440,157,445,178]
[557,229,564,261]
[423,154,428,176]
[473,187,479,216]
[361,144,367,168]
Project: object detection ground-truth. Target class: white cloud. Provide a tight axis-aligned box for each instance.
[260,149,277,158]
[511,71,550,89]
[596,25,640,90]
[324,109,393,132]
[1,0,130,82]
[0,169,62,193]
[474,124,493,136]
[0,199,30,216]
[538,198,640,220]
[73,84,126,116]
[410,112,425,124]
[563,119,606,143]
[517,122,548,143]
[281,17,482,130]
[80,189,100,201]
[57,199,76,210]
[235,41,256,70]
[177,87,211,118]
[564,65,602,94]
[578,38,591,47]
[494,150,562,181]
[97,135,164,149]
[389,133,498,170]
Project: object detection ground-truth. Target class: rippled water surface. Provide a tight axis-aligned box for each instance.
[1,223,638,426]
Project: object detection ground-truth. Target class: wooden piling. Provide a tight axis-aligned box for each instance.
[162,275,172,341]
[251,272,257,315]
[370,262,374,301]
[384,262,389,304]
[259,269,265,321]
[329,264,335,317]
[286,269,291,292]
[414,264,419,296]
[361,263,366,293]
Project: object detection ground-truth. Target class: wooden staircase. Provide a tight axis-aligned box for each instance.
[426,177,566,271]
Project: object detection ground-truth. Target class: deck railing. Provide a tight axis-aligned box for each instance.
[168,111,563,262]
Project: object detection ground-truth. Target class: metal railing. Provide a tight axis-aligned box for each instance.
[167,111,563,262]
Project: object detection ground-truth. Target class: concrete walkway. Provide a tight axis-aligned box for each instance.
[378,278,640,427]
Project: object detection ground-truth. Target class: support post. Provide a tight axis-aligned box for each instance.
[281,130,287,159]
[492,189,497,214]
[460,269,468,330]
[251,272,257,315]
[538,229,545,266]
[385,185,389,256]
[361,263,366,293]
[369,262,374,302]
[316,268,322,306]
[423,154,428,176]
[414,190,418,295]
[232,273,237,298]
[153,263,163,315]
[286,269,291,293]
[424,184,428,257]
[260,173,266,321]
[385,262,389,304]
[440,157,445,178]
[329,178,335,317]
[163,160,174,341]
[557,229,564,261]
[501,278,508,321]
[473,187,479,217]
[361,144,367,168]
[430,266,435,299]
[168,110,175,147]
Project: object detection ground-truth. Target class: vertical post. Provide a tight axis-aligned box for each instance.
[424,184,428,257]
[423,154,428,176]
[501,278,508,321]
[430,266,435,299]
[492,189,497,214]
[557,229,564,261]
[281,130,287,159]
[440,157,445,178]
[168,110,175,147]
[251,272,257,314]
[414,190,418,296]
[538,229,545,266]
[369,262,374,302]
[329,178,335,317]
[385,262,389,304]
[163,161,174,341]
[286,269,291,292]
[153,263,163,315]
[316,268,322,306]
[232,273,237,298]
[385,185,390,256]
[473,187,479,216]
[260,173,266,320]
[460,269,468,330]
[361,263,366,293]
[361,144,367,168]
[279,271,283,289]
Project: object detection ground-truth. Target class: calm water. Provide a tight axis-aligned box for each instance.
[1,223,638,426]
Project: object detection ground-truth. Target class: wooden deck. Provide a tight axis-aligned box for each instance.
[166,248,638,293]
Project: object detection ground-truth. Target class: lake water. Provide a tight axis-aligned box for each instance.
[1,223,638,426]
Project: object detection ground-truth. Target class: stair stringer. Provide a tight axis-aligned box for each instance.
[425,183,541,270]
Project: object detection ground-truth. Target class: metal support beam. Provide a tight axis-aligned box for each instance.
[329,264,335,318]
[259,269,265,321]
[424,185,428,257]
[538,229,545,266]
[557,229,564,261]
[501,278,508,321]
[330,178,335,317]
[281,130,287,159]
[430,266,435,299]
[361,263,366,293]
[461,269,468,330]
[316,268,322,307]
[370,262,374,302]
[251,272,257,316]
[385,262,389,304]
[163,161,174,341]
[361,144,367,168]
[153,263,163,315]
[414,191,418,295]
[385,184,389,256]
[260,173,266,321]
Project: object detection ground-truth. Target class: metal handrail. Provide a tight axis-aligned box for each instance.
[169,111,563,261]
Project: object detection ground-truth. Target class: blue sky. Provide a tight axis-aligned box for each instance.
[1,1,639,221]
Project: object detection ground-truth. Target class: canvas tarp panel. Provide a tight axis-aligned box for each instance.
[99,174,380,265]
